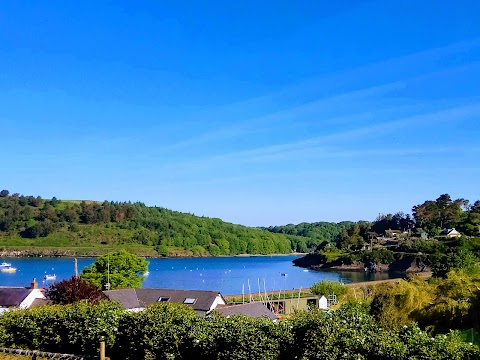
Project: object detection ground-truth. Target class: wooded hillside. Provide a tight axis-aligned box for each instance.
[0,190,292,256]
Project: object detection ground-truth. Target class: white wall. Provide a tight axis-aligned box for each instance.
[19,289,45,309]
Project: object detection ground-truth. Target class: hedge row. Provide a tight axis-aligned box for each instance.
[0,301,478,359]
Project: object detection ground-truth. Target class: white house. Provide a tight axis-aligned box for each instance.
[441,228,462,238]
[0,279,45,313]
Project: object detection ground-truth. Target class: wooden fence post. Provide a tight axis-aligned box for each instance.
[99,341,105,360]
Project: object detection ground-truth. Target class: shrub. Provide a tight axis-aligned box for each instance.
[310,280,348,300]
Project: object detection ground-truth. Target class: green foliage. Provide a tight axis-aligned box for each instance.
[264,221,355,248]
[337,223,368,250]
[361,248,395,264]
[0,192,294,256]
[81,250,148,289]
[399,238,443,254]
[429,248,479,278]
[310,280,348,300]
[113,303,200,360]
[371,271,480,334]
[0,302,479,359]
[0,301,123,355]
[189,313,290,360]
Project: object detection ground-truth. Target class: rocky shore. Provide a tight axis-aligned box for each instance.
[292,252,430,274]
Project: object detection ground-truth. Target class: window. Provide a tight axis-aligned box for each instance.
[157,297,170,302]
[183,298,197,304]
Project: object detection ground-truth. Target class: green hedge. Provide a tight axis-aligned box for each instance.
[0,302,478,359]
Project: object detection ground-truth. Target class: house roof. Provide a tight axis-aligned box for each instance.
[215,302,278,321]
[441,228,461,235]
[103,288,225,312]
[0,287,32,307]
[104,288,140,309]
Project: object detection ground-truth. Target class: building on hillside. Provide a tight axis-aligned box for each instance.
[214,302,278,321]
[415,231,429,239]
[0,279,45,313]
[385,229,401,238]
[103,288,226,315]
[441,228,462,238]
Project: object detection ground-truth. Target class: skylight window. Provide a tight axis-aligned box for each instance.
[183,298,197,304]
[157,297,170,302]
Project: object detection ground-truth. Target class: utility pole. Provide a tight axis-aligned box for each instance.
[74,258,78,278]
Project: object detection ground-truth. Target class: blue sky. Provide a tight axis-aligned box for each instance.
[1,1,480,226]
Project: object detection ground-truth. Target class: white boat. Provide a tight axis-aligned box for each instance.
[0,262,12,267]
[143,271,150,276]
[1,267,17,273]
[44,274,56,281]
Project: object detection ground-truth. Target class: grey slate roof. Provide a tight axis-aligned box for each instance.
[103,288,224,312]
[215,302,279,320]
[104,288,140,309]
[0,287,32,307]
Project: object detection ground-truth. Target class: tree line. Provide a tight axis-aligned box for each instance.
[0,190,291,256]
[1,190,479,256]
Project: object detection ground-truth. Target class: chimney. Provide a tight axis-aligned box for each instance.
[30,278,38,290]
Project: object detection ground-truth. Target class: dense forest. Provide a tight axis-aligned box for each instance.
[0,190,292,256]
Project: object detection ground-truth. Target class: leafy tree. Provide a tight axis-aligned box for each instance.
[310,280,348,300]
[45,276,106,304]
[81,250,148,290]
[21,220,55,238]
[429,248,479,278]
[0,189,9,197]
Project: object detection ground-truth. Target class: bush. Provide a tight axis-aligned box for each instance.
[310,280,348,300]
[361,248,395,264]
[0,301,479,359]
[0,301,124,355]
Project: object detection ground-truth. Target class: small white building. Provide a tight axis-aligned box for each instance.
[318,295,328,310]
[0,279,45,313]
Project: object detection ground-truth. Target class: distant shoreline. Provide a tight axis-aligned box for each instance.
[0,248,307,259]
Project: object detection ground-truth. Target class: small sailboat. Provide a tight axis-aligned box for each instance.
[143,271,150,276]
[0,262,12,268]
[1,267,17,273]
[44,274,56,281]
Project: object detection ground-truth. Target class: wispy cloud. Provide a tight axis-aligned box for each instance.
[161,81,405,151]
[160,39,480,151]
[168,103,480,169]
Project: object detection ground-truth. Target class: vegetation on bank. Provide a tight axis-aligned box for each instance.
[263,221,357,251]
[0,301,478,359]
[290,194,480,275]
[0,190,292,256]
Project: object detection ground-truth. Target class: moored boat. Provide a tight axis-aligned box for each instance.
[44,274,56,281]
[1,267,17,273]
[0,262,12,268]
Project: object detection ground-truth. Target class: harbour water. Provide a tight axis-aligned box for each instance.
[0,256,401,295]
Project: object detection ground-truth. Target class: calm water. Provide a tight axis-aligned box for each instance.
[0,256,401,295]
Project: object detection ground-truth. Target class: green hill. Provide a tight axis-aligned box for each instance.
[262,221,356,251]
[0,191,295,257]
